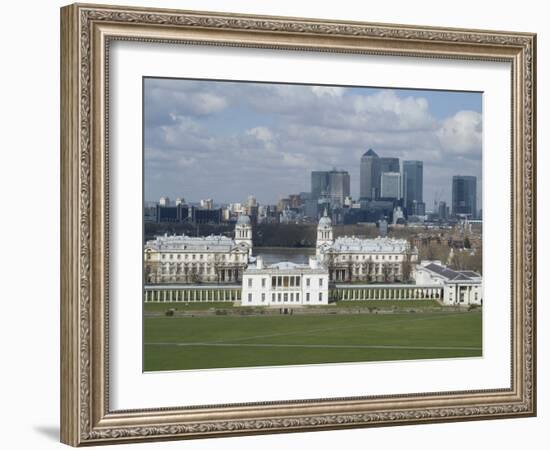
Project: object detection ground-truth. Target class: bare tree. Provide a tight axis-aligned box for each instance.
[189,267,201,284]
[382,264,392,283]
[401,249,413,282]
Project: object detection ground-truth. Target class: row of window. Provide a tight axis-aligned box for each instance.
[149,253,245,261]
[351,264,401,274]
[335,254,403,262]
[247,292,323,303]
[157,262,242,269]
[246,276,324,288]
[158,265,243,275]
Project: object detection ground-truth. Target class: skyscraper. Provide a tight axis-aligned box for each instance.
[452,175,477,218]
[311,171,330,200]
[438,201,449,221]
[360,149,380,200]
[380,172,402,200]
[403,160,423,214]
[328,170,351,207]
[379,157,400,174]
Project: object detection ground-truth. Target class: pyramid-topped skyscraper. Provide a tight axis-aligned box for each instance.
[360,148,380,200]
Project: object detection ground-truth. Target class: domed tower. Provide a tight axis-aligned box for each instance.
[235,214,253,254]
[316,209,334,255]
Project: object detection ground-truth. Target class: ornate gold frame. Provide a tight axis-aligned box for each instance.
[60,3,536,446]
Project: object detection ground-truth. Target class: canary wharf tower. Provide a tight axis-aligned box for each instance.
[360,148,380,200]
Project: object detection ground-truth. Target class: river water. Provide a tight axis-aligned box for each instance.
[253,247,315,265]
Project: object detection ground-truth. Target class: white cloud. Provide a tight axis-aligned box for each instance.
[144,80,482,206]
[192,92,228,114]
[310,86,345,98]
[246,126,274,142]
[437,110,482,156]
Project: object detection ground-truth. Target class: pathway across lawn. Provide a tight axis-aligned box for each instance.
[143,310,482,371]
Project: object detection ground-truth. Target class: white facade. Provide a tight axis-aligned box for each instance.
[241,257,329,306]
[235,214,253,254]
[414,261,482,305]
[316,209,334,254]
[315,213,417,282]
[380,172,402,199]
[144,215,253,284]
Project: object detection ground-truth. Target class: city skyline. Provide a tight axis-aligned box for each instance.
[145,78,482,208]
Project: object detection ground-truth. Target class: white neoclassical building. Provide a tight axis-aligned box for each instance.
[241,256,329,306]
[315,211,418,283]
[144,214,253,284]
[414,261,482,305]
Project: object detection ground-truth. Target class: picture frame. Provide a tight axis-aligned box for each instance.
[60,2,536,446]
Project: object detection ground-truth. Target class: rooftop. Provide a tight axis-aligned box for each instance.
[245,260,327,274]
[362,148,378,158]
[423,263,481,281]
[329,236,410,253]
[145,234,242,252]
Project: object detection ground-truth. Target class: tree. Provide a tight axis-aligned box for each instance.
[420,242,450,263]
[449,250,467,270]
[189,267,201,284]
[470,246,482,274]
[382,264,392,283]
[401,252,413,282]
[347,260,353,282]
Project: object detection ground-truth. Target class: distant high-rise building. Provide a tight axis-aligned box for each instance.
[380,172,402,200]
[200,198,214,210]
[159,196,170,207]
[300,192,318,218]
[360,149,380,200]
[175,197,185,206]
[438,201,449,221]
[403,160,423,213]
[288,194,303,209]
[452,175,477,218]
[328,170,350,207]
[311,171,330,200]
[247,195,257,207]
[410,200,426,216]
[277,197,291,212]
[380,157,400,174]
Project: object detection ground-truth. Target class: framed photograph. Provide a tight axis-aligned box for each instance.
[60,3,536,446]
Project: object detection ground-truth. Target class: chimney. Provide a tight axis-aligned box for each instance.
[256,256,264,269]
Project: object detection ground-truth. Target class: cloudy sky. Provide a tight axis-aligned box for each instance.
[144,77,482,210]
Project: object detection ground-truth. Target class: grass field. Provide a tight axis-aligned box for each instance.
[143,310,482,371]
[144,301,236,312]
[143,300,445,314]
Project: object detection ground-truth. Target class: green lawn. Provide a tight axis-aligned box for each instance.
[333,300,441,308]
[144,301,235,312]
[144,300,443,314]
[143,310,482,371]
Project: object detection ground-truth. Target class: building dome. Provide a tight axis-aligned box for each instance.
[319,216,332,226]
[318,209,332,227]
[236,214,251,225]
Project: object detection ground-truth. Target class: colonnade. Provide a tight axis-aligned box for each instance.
[144,285,444,303]
[144,287,241,302]
[332,285,443,301]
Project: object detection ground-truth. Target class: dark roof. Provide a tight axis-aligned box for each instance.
[459,270,481,278]
[424,263,477,281]
[362,148,378,158]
